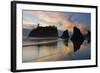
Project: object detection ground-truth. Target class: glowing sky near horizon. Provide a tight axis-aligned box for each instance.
[23,10,91,33]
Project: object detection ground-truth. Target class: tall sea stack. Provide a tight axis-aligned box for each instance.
[71,27,85,52]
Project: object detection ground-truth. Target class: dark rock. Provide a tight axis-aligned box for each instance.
[61,30,69,46]
[23,28,32,39]
[71,27,85,52]
[29,25,58,38]
[61,30,69,39]
[85,30,91,43]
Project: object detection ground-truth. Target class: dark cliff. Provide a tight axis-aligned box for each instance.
[71,27,85,52]
[29,26,58,37]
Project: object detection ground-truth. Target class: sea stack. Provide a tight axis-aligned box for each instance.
[61,30,69,46]
[29,24,58,38]
[61,30,69,39]
[85,30,91,43]
[71,26,85,52]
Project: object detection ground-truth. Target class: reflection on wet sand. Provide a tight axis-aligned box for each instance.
[63,39,69,46]
[22,38,90,63]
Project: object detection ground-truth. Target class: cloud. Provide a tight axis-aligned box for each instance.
[23,19,33,25]
[32,11,75,30]
[23,19,37,29]
[33,11,63,23]
[74,22,89,34]
[22,10,90,33]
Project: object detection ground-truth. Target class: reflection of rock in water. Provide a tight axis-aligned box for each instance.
[36,41,57,47]
[71,27,85,52]
[36,41,57,56]
[63,39,69,46]
[23,39,57,47]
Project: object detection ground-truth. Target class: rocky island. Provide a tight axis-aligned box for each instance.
[71,27,85,52]
[29,24,58,38]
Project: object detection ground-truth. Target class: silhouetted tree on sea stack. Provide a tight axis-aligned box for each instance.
[29,25,58,37]
[71,27,85,52]
[29,26,58,38]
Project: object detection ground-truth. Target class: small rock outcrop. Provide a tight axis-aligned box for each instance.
[85,30,91,43]
[61,30,69,39]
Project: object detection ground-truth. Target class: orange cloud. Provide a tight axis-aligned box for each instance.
[32,11,89,33]
[75,23,88,34]
[33,11,74,30]
[62,20,74,31]
[33,11,65,23]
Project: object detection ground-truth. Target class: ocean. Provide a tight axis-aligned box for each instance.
[22,38,90,63]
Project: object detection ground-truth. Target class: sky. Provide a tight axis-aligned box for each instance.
[23,10,91,33]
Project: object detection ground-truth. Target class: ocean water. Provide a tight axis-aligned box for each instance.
[22,38,90,63]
